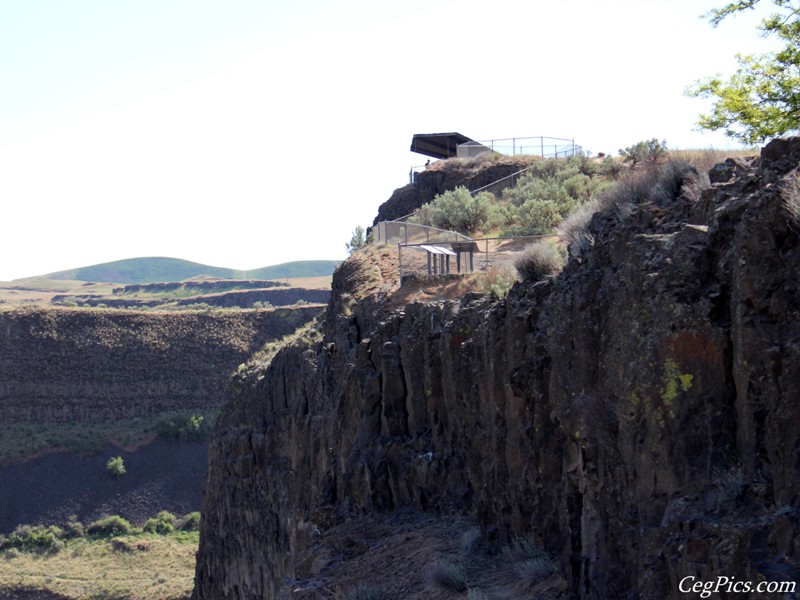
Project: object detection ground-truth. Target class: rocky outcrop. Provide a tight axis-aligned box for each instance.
[195,140,800,599]
[0,306,321,424]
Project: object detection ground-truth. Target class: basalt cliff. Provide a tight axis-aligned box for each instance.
[194,139,800,599]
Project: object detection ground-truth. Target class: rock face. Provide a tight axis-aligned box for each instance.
[0,306,321,424]
[194,140,800,599]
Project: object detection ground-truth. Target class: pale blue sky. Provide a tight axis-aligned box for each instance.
[0,0,777,281]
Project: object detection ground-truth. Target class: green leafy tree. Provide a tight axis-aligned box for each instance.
[345,225,366,255]
[686,0,800,144]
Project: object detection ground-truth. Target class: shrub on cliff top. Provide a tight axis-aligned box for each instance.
[409,187,493,234]
[619,138,668,166]
[514,241,564,282]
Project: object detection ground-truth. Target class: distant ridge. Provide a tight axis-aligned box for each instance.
[44,257,340,284]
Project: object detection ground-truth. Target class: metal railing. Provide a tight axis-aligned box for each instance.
[373,221,473,246]
[398,235,558,280]
[458,136,581,159]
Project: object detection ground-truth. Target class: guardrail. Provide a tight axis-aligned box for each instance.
[373,221,473,246]
[458,136,581,158]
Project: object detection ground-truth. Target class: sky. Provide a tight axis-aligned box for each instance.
[0,0,780,281]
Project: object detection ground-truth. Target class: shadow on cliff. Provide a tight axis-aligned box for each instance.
[0,438,208,533]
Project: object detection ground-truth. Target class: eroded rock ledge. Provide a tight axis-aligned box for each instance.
[194,140,800,599]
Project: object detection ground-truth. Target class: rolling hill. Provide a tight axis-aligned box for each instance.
[41,257,340,284]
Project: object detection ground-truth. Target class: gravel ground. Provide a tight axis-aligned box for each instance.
[0,438,209,533]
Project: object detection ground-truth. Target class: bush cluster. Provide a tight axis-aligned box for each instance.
[158,413,207,442]
[2,524,65,553]
[179,511,201,531]
[1,511,201,556]
[86,515,133,537]
[143,511,176,535]
[409,155,622,237]
[498,157,614,235]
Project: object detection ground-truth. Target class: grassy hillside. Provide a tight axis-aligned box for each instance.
[246,260,340,280]
[42,257,339,284]
[0,520,198,600]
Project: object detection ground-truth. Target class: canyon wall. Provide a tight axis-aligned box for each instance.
[195,140,800,599]
[0,306,321,424]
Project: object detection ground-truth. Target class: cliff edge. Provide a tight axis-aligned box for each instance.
[194,140,800,599]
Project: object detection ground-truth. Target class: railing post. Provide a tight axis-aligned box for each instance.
[398,242,403,279]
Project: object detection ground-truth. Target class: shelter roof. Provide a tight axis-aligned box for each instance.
[410,132,475,159]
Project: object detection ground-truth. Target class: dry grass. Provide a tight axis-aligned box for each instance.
[426,153,541,172]
[0,532,197,599]
[282,275,332,290]
[670,148,756,174]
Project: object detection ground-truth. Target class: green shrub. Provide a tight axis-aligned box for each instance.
[499,160,611,235]
[143,511,176,535]
[105,456,126,478]
[598,155,627,179]
[619,138,669,166]
[61,515,85,539]
[513,199,573,235]
[411,187,494,234]
[514,242,564,282]
[4,525,65,553]
[479,265,518,299]
[86,515,132,537]
[158,413,207,441]
[179,512,201,531]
